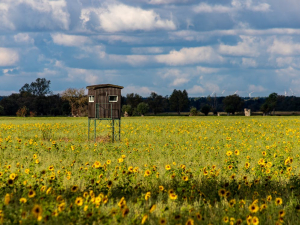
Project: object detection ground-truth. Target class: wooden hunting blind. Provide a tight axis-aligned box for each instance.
[86,84,123,142]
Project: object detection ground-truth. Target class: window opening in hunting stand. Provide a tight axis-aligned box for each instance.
[86,84,123,142]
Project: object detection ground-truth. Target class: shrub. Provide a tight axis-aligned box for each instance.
[122,105,132,116]
[16,106,28,117]
[0,105,4,115]
[190,107,198,116]
[29,111,37,117]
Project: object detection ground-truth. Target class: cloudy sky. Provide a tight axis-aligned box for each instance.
[0,0,300,97]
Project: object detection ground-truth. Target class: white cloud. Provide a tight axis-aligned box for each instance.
[0,48,19,66]
[248,84,265,92]
[194,0,270,13]
[161,69,190,86]
[14,33,34,44]
[196,66,219,74]
[81,4,176,32]
[276,57,294,67]
[156,47,223,66]
[0,0,70,30]
[131,47,164,54]
[51,33,91,47]
[147,0,191,4]
[187,85,205,94]
[268,39,300,56]
[242,58,257,67]
[194,3,232,13]
[123,85,152,96]
[276,66,299,78]
[219,36,260,57]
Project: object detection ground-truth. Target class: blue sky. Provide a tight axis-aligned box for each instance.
[0,0,300,97]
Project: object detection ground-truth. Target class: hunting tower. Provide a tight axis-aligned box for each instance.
[86,84,123,142]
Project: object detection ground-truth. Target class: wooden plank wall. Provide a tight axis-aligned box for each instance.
[88,87,122,119]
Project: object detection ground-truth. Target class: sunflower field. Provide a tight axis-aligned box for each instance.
[1,116,300,225]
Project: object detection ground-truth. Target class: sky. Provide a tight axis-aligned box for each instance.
[0,0,300,97]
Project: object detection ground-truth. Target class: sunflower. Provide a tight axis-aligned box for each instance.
[196,213,202,221]
[262,151,267,156]
[75,197,83,206]
[252,216,259,225]
[185,218,194,225]
[165,165,171,170]
[260,204,267,211]
[182,176,189,181]
[169,193,178,200]
[32,205,42,218]
[223,216,229,223]
[245,162,250,169]
[71,185,78,192]
[7,179,14,186]
[267,195,272,202]
[144,170,151,177]
[234,150,240,155]
[150,204,156,213]
[118,197,126,207]
[9,173,16,180]
[218,189,226,197]
[4,194,10,205]
[110,208,118,216]
[107,180,113,188]
[106,160,111,164]
[236,219,242,225]
[279,209,285,217]
[20,197,27,203]
[122,207,129,217]
[28,190,36,198]
[145,192,151,201]
[246,216,252,225]
[94,161,101,169]
[229,199,236,207]
[275,197,283,206]
[58,202,65,212]
[141,214,148,224]
[159,186,164,191]
[249,204,259,213]
[226,151,232,156]
[159,218,167,225]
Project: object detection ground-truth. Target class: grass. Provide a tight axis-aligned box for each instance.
[0,116,300,224]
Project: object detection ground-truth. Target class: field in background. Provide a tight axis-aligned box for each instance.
[1,116,300,224]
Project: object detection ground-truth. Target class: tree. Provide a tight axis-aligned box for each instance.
[19,78,52,96]
[201,105,211,116]
[147,92,165,115]
[223,94,244,115]
[61,88,87,116]
[169,89,189,115]
[137,102,149,116]
[126,93,143,109]
[260,93,278,115]
[0,105,4,115]
[190,107,198,116]
[122,105,132,116]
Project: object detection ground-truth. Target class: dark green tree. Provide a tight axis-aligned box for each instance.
[223,94,244,115]
[137,102,149,116]
[169,89,189,115]
[19,78,52,96]
[260,93,278,115]
[126,93,143,109]
[147,92,165,115]
[201,105,211,116]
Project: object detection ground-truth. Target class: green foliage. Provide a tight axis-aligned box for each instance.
[0,105,4,115]
[19,78,52,96]
[147,92,165,115]
[126,93,143,109]
[169,89,189,115]
[137,102,149,116]
[200,105,211,116]
[260,93,278,115]
[122,105,132,116]
[62,102,71,115]
[223,94,244,115]
[189,107,198,116]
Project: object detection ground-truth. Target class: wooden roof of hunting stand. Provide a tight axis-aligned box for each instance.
[86,84,123,119]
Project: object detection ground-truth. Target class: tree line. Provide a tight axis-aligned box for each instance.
[0,78,300,116]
